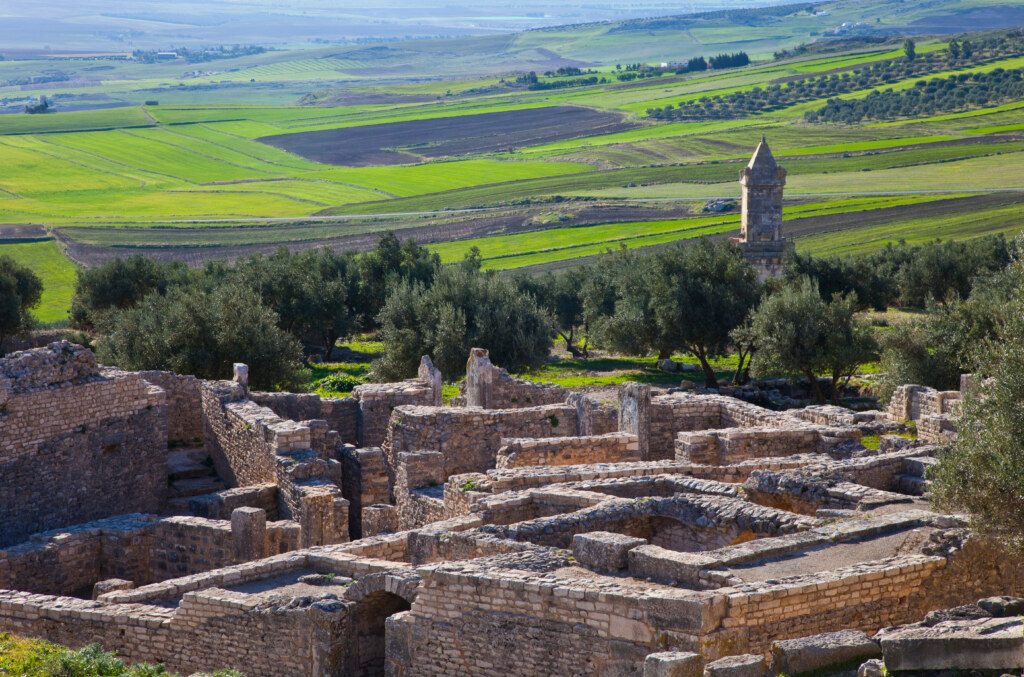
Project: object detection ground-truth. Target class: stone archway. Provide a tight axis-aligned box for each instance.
[344,572,420,677]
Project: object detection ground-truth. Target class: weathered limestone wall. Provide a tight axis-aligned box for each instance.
[184,484,280,520]
[395,451,447,530]
[200,381,348,546]
[405,556,707,676]
[0,512,300,597]
[460,348,567,409]
[567,392,619,436]
[888,384,961,422]
[251,391,359,445]
[650,393,799,460]
[138,370,203,445]
[0,343,168,547]
[504,493,815,550]
[352,381,437,448]
[0,587,341,676]
[383,403,578,482]
[337,446,392,539]
[495,433,640,469]
[675,425,859,465]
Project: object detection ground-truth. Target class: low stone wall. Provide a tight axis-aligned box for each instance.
[675,425,859,465]
[353,380,437,448]
[650,393,800,460]
[0,343,168,547]
[0,584,338,676]
[504,493,816,550]
[460,347,567,409]
[888,384,961,422]
[918,414,958,444]
[496,433,640,469]
[383,404,579,486]
[406,553,709,676]
[200,381,348,546]
[138,370,204,445]
[251,391,359,445]
[0,511,301,597]
[184,484,279,520]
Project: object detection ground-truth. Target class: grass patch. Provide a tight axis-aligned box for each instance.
[0,634,242,677]
[0,239,76,323]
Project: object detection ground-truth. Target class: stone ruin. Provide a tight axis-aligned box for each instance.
[1,343,1021,675]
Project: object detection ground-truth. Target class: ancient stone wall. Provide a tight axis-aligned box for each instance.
[675,425,859,465]
[0,343,168,547]
[406,555,703,676]
[184,484,280,520]
[888,384,961,422]
[383,403,579,483]
[337,446,392,539]
[649,393,799,461]
[495,433,640,469]
[0,511,302,598]
[460,348,568,409]
[0,587,341,676]
[353,381,436,448]
[395,451,447,529]
[138,370,204,445]
[201,381,348,546]
[251,391,359,445]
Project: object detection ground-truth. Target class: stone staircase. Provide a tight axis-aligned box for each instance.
[166,447,225,511]
[896,456,936,496]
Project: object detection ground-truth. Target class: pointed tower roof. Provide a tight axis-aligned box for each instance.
[747,135,776,170]
[743,135,785,183]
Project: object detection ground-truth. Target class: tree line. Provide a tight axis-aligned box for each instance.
[806,68,1024,123]
[39,232,1012,400]
[648,30,1024,121]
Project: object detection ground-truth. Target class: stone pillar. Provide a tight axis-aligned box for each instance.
[618,382,651,460]
[567,392,595,436]
[92,578,134,600]
[233,362,249,388]
[362,504,400,537]
[417,355,443,406]
[299,492,349,547]
[231,506,268,561]
[385,610,415,677]
[464,347,494,408]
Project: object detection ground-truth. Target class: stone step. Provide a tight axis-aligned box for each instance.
[903,456,937,478]
[896,474,931,496]
[168,477,226,499]
[167,448,215,481]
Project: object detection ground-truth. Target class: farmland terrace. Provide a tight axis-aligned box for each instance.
[3,18,1024,326]
[0,342,1018,675]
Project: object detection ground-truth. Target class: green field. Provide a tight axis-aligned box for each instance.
[2,0,1024,321]
[0,240,76,324]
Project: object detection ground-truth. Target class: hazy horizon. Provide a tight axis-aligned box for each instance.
[1,0,807,51]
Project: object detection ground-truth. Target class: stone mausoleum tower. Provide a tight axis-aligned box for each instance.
[734,135,793,280]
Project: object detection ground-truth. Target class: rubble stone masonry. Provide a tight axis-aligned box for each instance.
[0,343,167,547]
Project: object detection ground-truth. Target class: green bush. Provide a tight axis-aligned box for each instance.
[931,258,1024,552]
[314,372,365,394]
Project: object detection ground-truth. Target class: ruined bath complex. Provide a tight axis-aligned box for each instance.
[0,342,1020,675]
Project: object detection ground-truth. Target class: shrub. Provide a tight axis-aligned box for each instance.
[931,259,1024,552]
[0,256,43,347]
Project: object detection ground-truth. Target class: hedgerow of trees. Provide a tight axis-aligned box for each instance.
[807,68,1024,123]
[66,229,1018,400]
[648,30,1024,121]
